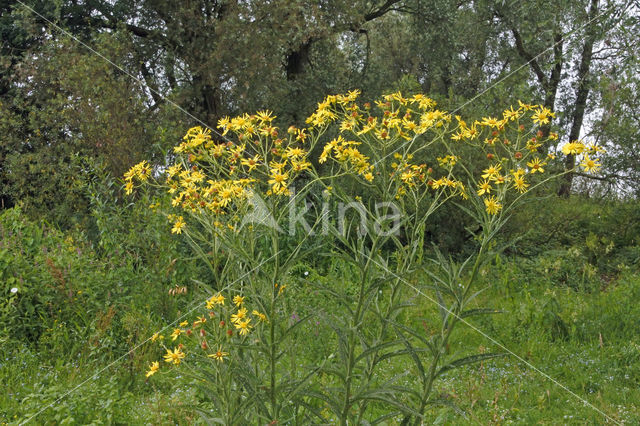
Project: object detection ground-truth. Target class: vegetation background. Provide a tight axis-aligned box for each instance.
[0,0,638,423]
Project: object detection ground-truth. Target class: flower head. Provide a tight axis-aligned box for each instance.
[163,347,186,365]
[208,348,229,362]
[484,196,502,215]
[145,361,160,377]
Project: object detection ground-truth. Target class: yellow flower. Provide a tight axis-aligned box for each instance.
[231,307,248,324]
[163,347,186,365]
[233,295,244,307]
[193,316,207,326]
[145,361,159,377]
[477,180,492,196]
[171,328,182,341]
[234,319,252,336]
[527,157,546,174]
[179,321,189,327]
[484,196,502,215]
[291,159,311,172]
[588,144,606,154]
[151,333,163,342]
[171,216,186,234]
[208,348,229,362]
[481,164,502,181]
[562,141,586,155]
[125,181,134,195]
[284,147,306,159]
[531,107,555,125]
[480,117,502,128]
[256,110,275,122]
[581,154,601,173]
[252,310,268,322]
[268,170,289,195]
[241,155,261,172]
[513,176,529,193]
[503,105,522,121]
[518,100,535,111]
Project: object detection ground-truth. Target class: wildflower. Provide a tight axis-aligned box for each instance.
[163,347,186,365]
[562,141,586,155]
[125,181,134,195]
[503,105,522,121]
[256,110,275,122]
[484,196,502,215]
[527,158,546,174]
[268,170,289,195]
[532,107,555,125]
[234,319,252,336]
[513,176,529,193]
[231,307,248,324]
[480,116,502,128]
[179,321,189,327]
[518,100,535,111]
[145,361,160,377]
[193,316,207,326]
[252,310,268,322]
[481,164,502,181]
[241,155,261,172]
[477,180,492,196]
[171,328,182,341]
[208,348,229,362]
[581,155,601,173]
[233,295,245,307]
[171,216,186,234]
[291,159,311,172]
[151,333,164,342]
[284,147,305,159]
[205,293,225,310]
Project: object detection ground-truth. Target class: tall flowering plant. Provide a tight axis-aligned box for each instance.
[125,90,602,423]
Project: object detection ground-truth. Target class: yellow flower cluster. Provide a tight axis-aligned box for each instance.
[319,136,374,182]
[144,292,270,378]
[123,160,151,194]
[125,91,606,222]
[458,103,559,215]
[561,140,604,173]
[310,90,450,143]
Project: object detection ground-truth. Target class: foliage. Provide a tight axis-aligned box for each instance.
[123,90,607,423]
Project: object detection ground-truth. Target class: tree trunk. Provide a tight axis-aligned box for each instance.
[558,0,599,197]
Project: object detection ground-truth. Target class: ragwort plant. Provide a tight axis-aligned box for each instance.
[125,90,603,423]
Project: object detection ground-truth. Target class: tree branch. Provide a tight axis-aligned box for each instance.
[364,0,403,22]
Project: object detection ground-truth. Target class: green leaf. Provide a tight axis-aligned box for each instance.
[460,308,504,318]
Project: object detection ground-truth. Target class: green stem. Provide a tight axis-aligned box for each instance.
[269,227,279,421]
[340,236,379,425]
[414,237,489,424]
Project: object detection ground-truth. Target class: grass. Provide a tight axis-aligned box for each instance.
[2,260,638,424]
[1,198,639,424]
